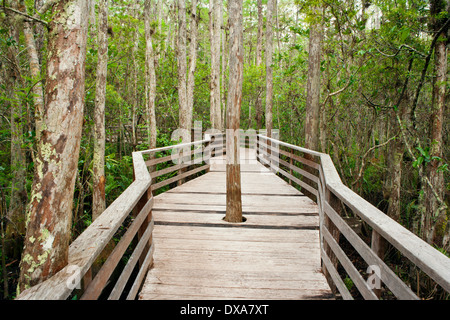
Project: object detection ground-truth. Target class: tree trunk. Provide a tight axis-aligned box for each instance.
[423,0,449,247]
[18,0,89,294]
[187,0,199,134]
[221,20,228,130]
[145,0,157,150]
[255,0,263,130]
[20,0,45,142]
[210,0,222,131]
[92,0,109,221]
[178,0,189,141]
[305,7,323,153]
[131,3,140,150]
[265,0,274,137]
[224,0,243,223]
[4,2,27,260]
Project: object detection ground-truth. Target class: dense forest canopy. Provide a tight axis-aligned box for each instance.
[0,0,448,299]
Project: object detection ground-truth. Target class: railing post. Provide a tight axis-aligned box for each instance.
[322,187,341,295]
[133,161,153,267]
[289,147,293,185]
[204,134,211,173]
[133,186,153,267]
[371,230,385,298]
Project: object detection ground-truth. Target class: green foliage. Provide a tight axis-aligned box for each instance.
[344,276,354,291]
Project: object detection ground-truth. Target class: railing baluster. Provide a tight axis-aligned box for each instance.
[371,230,386,298]
[322,188,341,295]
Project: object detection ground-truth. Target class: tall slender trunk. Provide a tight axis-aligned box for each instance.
[187,0,199,132]
[131,3,140,149]
[92,0,109,221]
[178,0,189,141]
[210,0,222,131]
[221,22,228,130]
[224,0,244,223]
[423,0,449,247]
[265,0,274,137]
[5,2,27,260]
[255,0,263,130]
[20,0,44,142]
[305,8,323,152]
[18,0,89,294]
[145,0,157,150]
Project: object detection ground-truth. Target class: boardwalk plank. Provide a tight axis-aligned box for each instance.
[139,148,332,300]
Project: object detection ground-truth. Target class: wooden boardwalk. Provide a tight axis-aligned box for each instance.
[138,148,333,300]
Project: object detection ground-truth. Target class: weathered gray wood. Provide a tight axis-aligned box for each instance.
[126,244,155,300]
[322,225,378,300]
[80,197,154,300]
[259,135,450,297]
[108,218,154,300]
[139,147,332,300]
[371,230,386,298]
[260,140,320,170]
[20,134,450,301]
[257,151,319,197]
[151,162,190,179]
[152,164,210,191]
[327,184,450,294]
[141,138,210,155]
[258,134,323,158]
[145,148,196,167]
[320,248,353,300]
[324,201,419,299]
[17,178,151,300]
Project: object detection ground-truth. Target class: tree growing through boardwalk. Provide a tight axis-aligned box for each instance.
[210,0,222,131]
[224,0,244,223]
[17,0,89,294]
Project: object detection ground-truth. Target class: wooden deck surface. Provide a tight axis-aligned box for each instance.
[138,148,333,300]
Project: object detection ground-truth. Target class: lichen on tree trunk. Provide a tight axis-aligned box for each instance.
[17,0,89,294]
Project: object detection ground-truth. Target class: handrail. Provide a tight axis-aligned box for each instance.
[256,134,450,299]
[17,133,449,300]
[144,135,221,194]
[16,136,215,300]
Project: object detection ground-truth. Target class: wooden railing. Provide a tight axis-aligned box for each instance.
[143,133,225,194]
[17,132,449,300]
[17,135,220,300]
[256,134,450,300]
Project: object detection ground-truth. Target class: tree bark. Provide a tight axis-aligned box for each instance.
[265,0,274,137]
[187,0,199,134]
[2,0,27,260]
[92,0,109,221]
[178,0,189,142]
[18,0,89,294]
[305,7,323,153]
[255,0,263,130]
[210,0,222,131]
[224,0,243,223]
[423,0,449,247]
[19,0,45,142]
[131,2,140,150]
[145,0,157,150]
